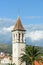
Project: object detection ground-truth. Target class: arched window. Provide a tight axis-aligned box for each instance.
[22,33,24,42]
[16,34,17,37]
[19,33,20,42]
[14,35,15,39]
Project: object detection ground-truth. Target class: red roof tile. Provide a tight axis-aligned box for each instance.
[12,17,26,31]
[34,61,43,65]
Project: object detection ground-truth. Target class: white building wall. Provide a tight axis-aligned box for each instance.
[12,30,26,65]
[12,31,26,43]
[12,43,26,65]
[1,58,11,64]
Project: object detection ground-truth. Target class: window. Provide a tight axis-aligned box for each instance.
[16,34,17,37]
[22,33,24,42]
[19,33,20,42]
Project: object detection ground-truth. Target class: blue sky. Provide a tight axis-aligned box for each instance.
[0,0,43,46]
[0,0,43,24]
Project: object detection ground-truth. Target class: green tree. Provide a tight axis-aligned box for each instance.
[20,46,43,65]
[8,63,15,65]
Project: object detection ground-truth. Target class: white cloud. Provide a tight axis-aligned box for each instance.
[0,31,2,34]
[25,24,43,31]
[2,26,14,32]
[0,18,15,22]
[24,16,43,19]
[0,25,14,34]
[25,24,43,41]
[26,31,43,41]
[0,24,43,42]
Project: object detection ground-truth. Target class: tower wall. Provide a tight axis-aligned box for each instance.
[12,43,26,65]
[12,17,26,65]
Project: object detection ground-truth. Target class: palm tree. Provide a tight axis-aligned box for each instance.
[20,45,43,65]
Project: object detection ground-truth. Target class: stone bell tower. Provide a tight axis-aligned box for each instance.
[12,17,26,65]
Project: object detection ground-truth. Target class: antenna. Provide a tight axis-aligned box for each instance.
[17,8,20,17]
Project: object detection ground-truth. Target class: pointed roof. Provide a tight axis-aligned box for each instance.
[12,17,26,31]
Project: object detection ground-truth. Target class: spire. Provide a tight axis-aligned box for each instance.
[12,17,26,31]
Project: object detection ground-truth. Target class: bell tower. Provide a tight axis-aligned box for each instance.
[12,17,26,65]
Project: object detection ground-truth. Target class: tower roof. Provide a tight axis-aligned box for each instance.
[12,17,26,31]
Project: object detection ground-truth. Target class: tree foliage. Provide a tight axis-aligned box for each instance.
[20,45,43,65]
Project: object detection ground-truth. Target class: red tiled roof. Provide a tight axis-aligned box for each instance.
[34,61,43,65]
[12,17,26,31]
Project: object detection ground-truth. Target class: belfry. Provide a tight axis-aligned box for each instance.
[12,17,26,65]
